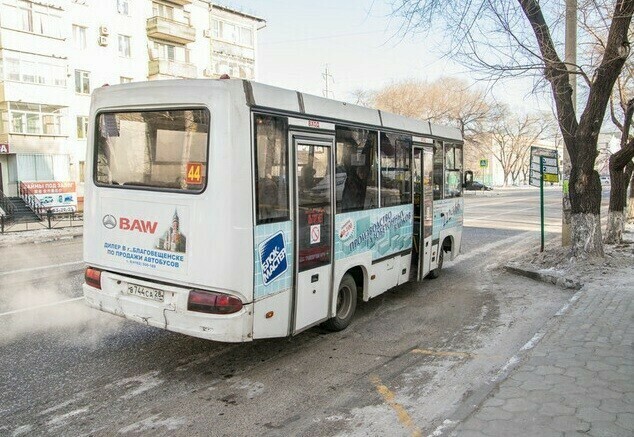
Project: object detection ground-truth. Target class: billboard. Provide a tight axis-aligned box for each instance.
[22,181,77,213]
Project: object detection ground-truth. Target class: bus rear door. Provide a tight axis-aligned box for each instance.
[413,145,434,279]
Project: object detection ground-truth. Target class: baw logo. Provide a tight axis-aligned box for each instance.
[119,217,159,234]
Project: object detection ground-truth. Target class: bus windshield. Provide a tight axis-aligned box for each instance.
[95,108,210,192]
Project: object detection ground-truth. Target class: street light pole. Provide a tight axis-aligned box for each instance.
[562,0,577,246]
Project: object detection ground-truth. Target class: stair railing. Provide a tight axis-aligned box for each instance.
[0,188,16,218]
[18,181,47,217]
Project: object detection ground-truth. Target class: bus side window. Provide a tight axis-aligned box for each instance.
[380,132,412,207]
[254,114,289,223]
[335,126,378,213]
[444,143,463,198]
[433,141,444,200]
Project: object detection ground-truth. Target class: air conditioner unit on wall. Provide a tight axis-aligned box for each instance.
[203,29,212,38]
[98,36,108,46]
[203,68,214,77]
[99,25,110,36]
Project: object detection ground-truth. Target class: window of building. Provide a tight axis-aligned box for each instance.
[433,141,444,200]
[380,132,412,207]
[117,0,129,15]
[120,76,132,84]
[1,51,66,86]
[335,126,378,213]
[14,154,70,181]
[118,34,131,57]
[254,114,288,223]
[72,25,86,50]
[240,27,253,46]
[74,70,90,94]
[444,143,463,198]
[7,102,64,135]
[1,1,63,38]
[76,116,88,139]
[152,41,189,63]
[211,19,221,38]
[152,1,173,19]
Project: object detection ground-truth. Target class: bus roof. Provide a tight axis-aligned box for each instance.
[91,79,463,142]
[246,80,463,142]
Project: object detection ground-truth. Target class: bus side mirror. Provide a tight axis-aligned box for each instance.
[464,170,474,187]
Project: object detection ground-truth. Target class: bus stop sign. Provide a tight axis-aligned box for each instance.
[529,146,559,187]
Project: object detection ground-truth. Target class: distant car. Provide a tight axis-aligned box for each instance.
[600,175,610,185]
[465,181,493,191]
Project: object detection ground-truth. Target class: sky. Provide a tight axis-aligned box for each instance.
[228,0,554,114]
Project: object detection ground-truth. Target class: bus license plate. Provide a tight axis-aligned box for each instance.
[126,284,164,302]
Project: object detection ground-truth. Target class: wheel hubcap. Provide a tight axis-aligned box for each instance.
[336,285,352,319]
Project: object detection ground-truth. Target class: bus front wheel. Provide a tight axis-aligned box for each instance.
[428,248,444,279]
[323,274,357,332]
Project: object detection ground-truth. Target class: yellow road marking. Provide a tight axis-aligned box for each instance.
[370,375,422,437]
[411,348,473,359]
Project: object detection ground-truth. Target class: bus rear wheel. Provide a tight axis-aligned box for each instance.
[323,273,357,332]
[427,248,444,279]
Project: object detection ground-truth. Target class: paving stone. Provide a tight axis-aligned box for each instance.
[564,366,597,380]
[576,406,617,422]
[587,420,630,437]
[543,374,576,386]
[549,416,591,433]
[586,386,624,401]
[524,389,564,405]
[598,398,630,414]
[473,406,514,422]
[534,365,565,376]
[538,402,575,417]
[615,412,634,431]
[494,386,524,400]
[500,398,537,413]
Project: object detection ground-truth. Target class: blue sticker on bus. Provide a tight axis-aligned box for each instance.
[259,231,288,286]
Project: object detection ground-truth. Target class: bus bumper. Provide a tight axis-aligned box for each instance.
[82,272,253,343]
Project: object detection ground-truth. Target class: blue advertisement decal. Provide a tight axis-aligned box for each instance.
[253,222,293,300]
[259,231,288,286]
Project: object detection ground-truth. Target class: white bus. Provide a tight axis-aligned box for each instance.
[83,79,464,342]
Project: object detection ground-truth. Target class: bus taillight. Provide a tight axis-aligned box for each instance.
[188,290,243,315]
[85,267,102,290]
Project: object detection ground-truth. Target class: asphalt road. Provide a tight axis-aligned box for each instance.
[0,188,585,436]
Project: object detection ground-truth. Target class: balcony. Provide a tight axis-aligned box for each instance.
[146,16,195,45]
[148,59,197,79]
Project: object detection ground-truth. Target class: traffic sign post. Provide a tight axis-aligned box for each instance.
[529,146,559,253]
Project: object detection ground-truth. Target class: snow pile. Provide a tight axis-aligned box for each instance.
[507,223,634,287]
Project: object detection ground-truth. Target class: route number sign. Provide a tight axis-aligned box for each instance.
[529,146,559,187]
[186,162,203,185]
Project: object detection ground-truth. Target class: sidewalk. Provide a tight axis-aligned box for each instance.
[451,239,634,436]
[0,225,83,248]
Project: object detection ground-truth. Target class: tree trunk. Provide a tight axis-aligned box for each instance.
[627,172,634,223]
[605,161,627,244]
[568,137,604,257]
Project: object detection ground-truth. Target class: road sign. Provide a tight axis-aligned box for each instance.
[479,159,488,168]
[529,146,559,187]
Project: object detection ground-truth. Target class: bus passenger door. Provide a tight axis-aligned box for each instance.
[292,135,334,333]
[421,147,434,277]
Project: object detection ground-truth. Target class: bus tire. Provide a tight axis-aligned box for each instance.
[323,273,357,332]
[427,248,444,279]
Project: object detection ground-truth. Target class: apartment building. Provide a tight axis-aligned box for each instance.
[0,0,265,198]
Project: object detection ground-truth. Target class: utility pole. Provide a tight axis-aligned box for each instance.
[322,64,334,99]
[562,0,577,246]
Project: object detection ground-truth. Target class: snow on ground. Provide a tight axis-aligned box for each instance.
[0,226,83,248]
[507,223,634,286]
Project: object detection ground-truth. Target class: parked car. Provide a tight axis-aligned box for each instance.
[465,181,493,191]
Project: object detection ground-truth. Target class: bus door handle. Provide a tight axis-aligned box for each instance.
[440,213,445,217]
[311,274,319,283]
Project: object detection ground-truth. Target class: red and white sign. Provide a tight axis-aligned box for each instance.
[22,181,77,212]
[310,224,321,244]
[0,143,9,154]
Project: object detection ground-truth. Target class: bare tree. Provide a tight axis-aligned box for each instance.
[372,77,505,174]
[390,0,634,258]
[484,114,552,186]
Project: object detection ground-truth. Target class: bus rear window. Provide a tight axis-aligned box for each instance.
[95,109,210,192]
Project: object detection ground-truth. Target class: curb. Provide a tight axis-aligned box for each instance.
[504,265,582,290]
[0,230,83,248]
